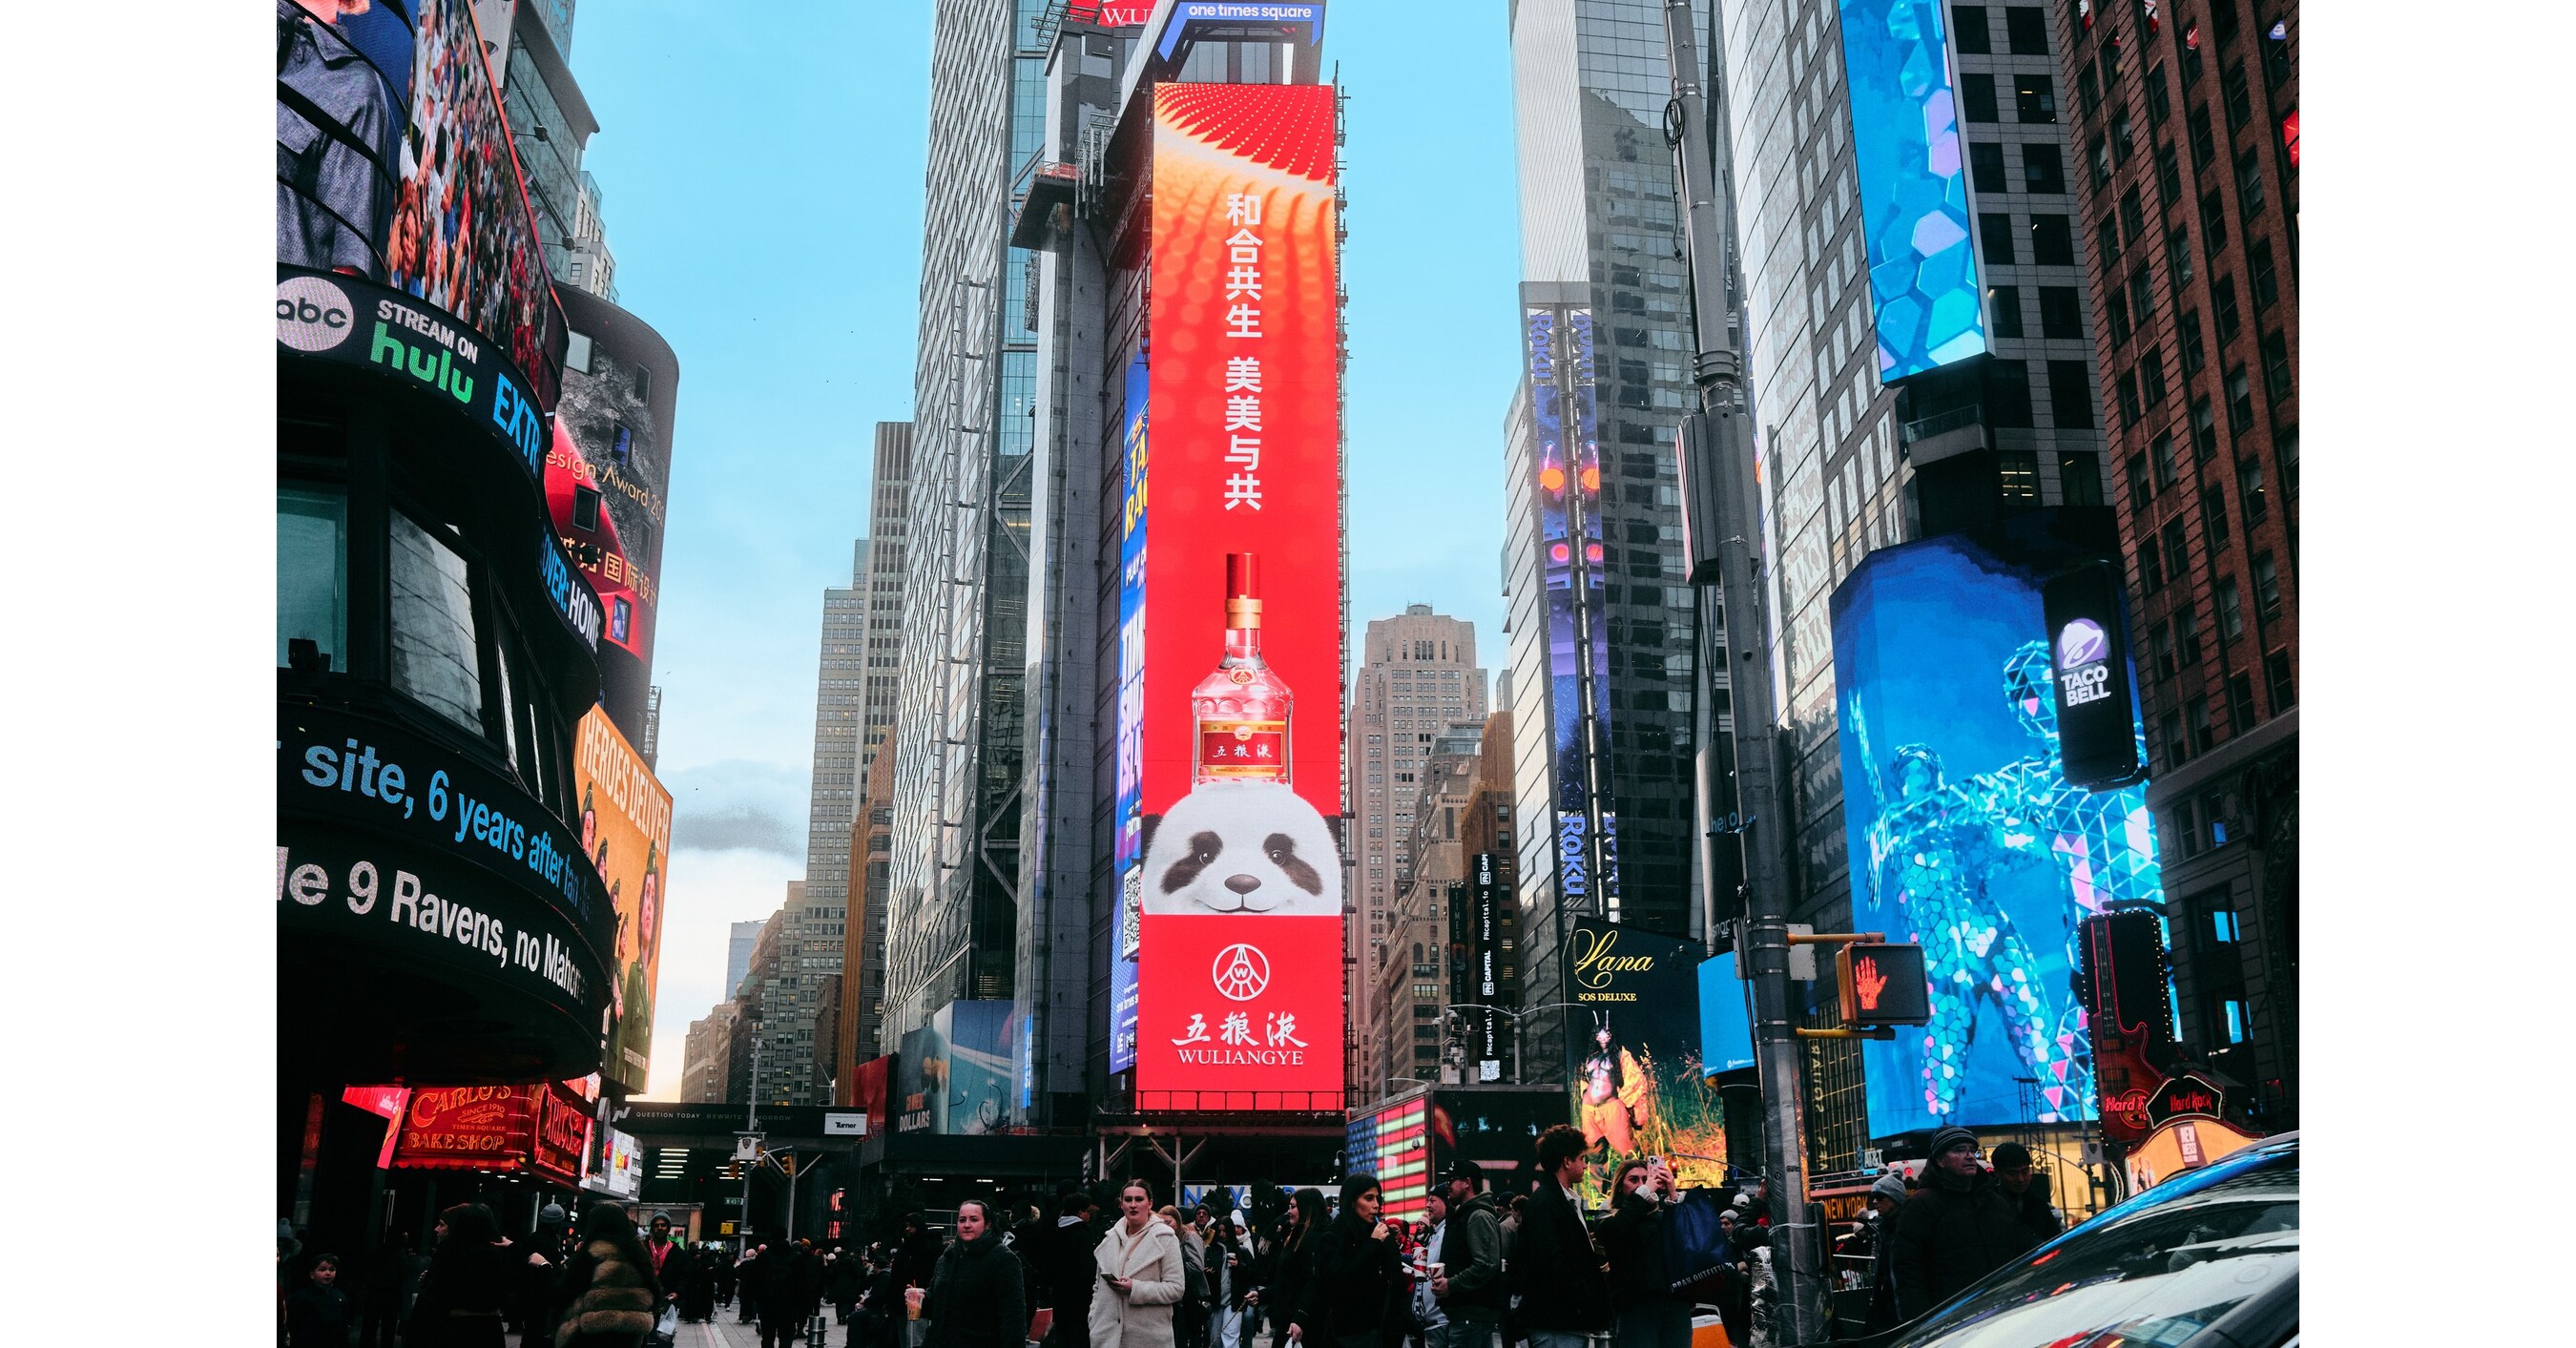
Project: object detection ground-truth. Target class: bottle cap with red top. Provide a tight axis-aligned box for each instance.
[1225,552,1261,627]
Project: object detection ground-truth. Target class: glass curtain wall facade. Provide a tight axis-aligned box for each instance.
[884,0,1050,1053]
[1505,0,1712,1083]
[1716,0,2109,1168]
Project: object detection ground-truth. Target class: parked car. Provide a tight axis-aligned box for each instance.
[1861,1130,2298,1348]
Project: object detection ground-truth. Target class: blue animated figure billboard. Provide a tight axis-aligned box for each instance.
[1831,517,2164,1136]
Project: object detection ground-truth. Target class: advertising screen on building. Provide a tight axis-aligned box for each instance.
[1566,920,1725,1206]
[574,708,675,1092]
[547,422,649,661]
[1835,0,1988,381]
[1694,952,1755,1078]
[894,1027,941,1133]
[1522,303,1619,912]
[1131,83,1344,1109]
[1831,515,2165,1137]
[1111,355,1152,1075]
[931,1000,1017,1135]
[2042,562,2146,789]
[1343,1092,1431,1221]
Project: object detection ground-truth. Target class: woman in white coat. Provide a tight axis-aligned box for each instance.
[1092,1178,1188,1348]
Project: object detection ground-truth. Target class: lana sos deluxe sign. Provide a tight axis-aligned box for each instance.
[1129,83,1344,1108]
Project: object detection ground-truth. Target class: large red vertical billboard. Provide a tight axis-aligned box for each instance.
[1132,83,1343,1108]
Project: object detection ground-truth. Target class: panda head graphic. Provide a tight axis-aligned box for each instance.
[1140,781,1343,917]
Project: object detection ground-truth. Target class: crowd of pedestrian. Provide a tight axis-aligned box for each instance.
[284,1124,2064,1348]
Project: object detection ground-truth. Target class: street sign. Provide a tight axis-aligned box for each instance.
[719,1221,737,1235]
[1836,943,1931,1026]
[734,1132,762,1162]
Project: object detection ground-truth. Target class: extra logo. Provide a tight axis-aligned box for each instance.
[2055,617,2115,707]
[277,275,356,352]
[1212,943,1270,1001]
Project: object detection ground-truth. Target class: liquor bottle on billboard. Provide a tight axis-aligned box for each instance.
[1193,552,1292,785]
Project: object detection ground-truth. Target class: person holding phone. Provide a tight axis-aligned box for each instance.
[1091,1179,1185,1348]
[1597,1157,1691,1348]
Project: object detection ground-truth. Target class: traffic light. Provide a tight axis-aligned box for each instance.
[1836,942,1930,1026]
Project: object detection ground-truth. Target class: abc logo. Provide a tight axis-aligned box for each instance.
[277,276,356,353]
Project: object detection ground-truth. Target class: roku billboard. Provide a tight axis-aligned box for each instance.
[1126,82,1344,1108]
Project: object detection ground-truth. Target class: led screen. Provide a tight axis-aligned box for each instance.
[1343,1093,1431,1221]
[1695,952,1756,1078]
[1566,920,1726,1207]
[1831,517,2164,1136]
[1111,355,1151,1075]
[1132,84,1344,1108]
[1836,0,1989,380]
[574,708,675,1093]
[1522,304,1620,911]
[932,1000,1016,1135]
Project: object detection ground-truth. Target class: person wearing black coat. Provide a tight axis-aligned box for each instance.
[1886,1129,2039,1322]
[1258,1190,1324,1348]
[1297,1175,1408,1348]
[1594,1159,1691,1348]
[922,1201,1029,1348]
[405,1204,521,1348]
[287,1255,358,1348]
[712,1252,737,1310]
[1510,1128,1610,1348]
[1039,1192,1103,1348]
[759,1243,824,1348]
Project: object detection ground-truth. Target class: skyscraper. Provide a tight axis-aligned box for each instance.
[726,919,763,998]
[853,423,913,1058]
[761,550,870,1105]
[1504,0,1714,1078]
[882,0,1051,1049]
[1348,609,1487,960]
[2046,1,2298,1127]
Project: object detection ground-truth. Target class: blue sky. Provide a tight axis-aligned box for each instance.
[571,3,1524,1095]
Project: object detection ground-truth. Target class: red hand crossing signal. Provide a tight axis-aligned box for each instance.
[1837,943,1930,1026]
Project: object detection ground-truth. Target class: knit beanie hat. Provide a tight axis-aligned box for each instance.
[1926,1126,1980,1161]
[1870,1173,1909,1205]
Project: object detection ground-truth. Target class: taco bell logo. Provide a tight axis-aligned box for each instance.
[2056,618,2114,707]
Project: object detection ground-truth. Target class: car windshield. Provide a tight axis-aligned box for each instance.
[1896,1139,2298,1348]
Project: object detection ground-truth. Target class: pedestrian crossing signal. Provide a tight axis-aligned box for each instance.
[1837,943,1931,1026]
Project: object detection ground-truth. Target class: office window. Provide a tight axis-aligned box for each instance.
[631,364,652,403]
[2150,621,2176,679]
[2096,214,2123,271]
[2020,73,2059,122]
[1999,450,2041,510]
[2024,143,2067,193]
[2077,60,2101,116]
[2137,537,2166,593]
[2188,105,2216,167]
[2250,239,2280,313]
[2047,360,2094,428]
[2114,369,2142,427]
[2201,484,2230,549]
[2177,309,2206,375]
[2226,672,2256,732]
[2140,343,2170,405]
[2111,106,2135,162]
[2060,451,2105,506]
[2120,187,2148,242]
[2039,285,2084,339]
[2147,63,2172,123]
[1985,358,2037,425]
[2031,214,2075,264]
[2226,366,2256,432]
[1981,212,2018,265]
[2163,518,2191,585]
[2181,27,2204,85]
[1955,5,1993,53]
[278,487,348,673]
[2260,330,2293,404]
[2278,425,2300,501]
[2127,454,2154,513]
[2239,456,2269,526]
[2166,226,2195,289]
[2263,647,2296,711]
[2213,276,2241,343]
[2162,711,2191,768]
[2190,396,2219,461]
[2252,550,2282,618]
[2151,430,2178,488]
[2006,5,2049,52]
[1963,73,2001,123]
[2129,265,2155,323]
[2236,148,2268,217]
[2106,290,2131,345]
[2221,62,2254,130]
[2087,135,2111,189]
[2189,695,2214,752]
[2155,141,2184,208]
[2217,578,2245,642]
[390,512,485,735]
[1970,141,2009,194]
[2175,595,2204,665]
[1989,284,2025,338]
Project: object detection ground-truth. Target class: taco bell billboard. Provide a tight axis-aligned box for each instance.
[1128,83,1344,1109]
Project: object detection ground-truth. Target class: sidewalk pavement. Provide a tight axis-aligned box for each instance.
[678,1310,857,1348]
